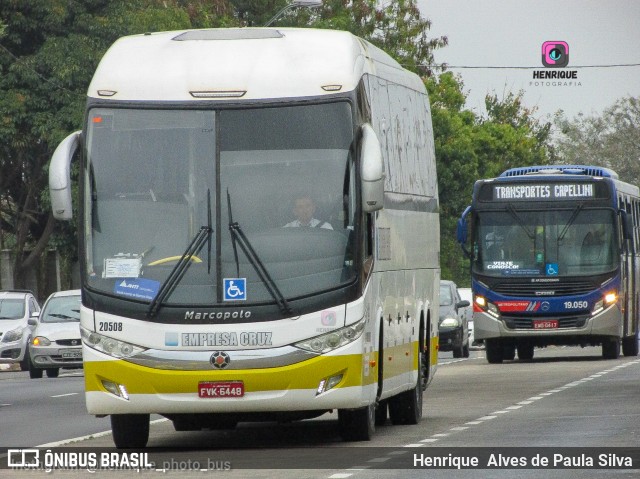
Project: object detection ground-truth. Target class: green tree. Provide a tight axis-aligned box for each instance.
[0,0,237,289]
[554,96,640,185]
[428,73,553,285]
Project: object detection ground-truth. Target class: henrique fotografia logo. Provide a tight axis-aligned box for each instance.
[531,40,581,87]
[542,41,569,67]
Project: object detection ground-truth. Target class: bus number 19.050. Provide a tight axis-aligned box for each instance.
[564,301,588,309]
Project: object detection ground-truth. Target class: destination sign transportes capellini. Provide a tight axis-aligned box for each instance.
[493,183,595,201]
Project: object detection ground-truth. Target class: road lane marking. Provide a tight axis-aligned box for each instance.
[50,393,78,398]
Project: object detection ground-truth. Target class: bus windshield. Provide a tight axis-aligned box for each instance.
[84,102,356,307]
[473,208,617,277]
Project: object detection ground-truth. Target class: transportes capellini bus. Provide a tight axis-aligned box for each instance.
[457,165,640,363]
[49,27,440,447]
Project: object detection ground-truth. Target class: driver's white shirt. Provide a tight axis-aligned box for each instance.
[284,218,333,229]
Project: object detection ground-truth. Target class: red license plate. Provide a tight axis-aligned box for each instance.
[533,319,559,329]
[198,381,244,398]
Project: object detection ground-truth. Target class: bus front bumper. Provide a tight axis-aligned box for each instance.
[473,304,622,342]
[83,346,378,415]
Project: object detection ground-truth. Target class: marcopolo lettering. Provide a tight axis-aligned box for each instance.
[185,310,251,320]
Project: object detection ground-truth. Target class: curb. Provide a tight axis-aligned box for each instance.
[0,363,22,372]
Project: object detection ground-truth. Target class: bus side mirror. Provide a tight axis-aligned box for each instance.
[457,205,471,258]
[456,218,467,244]
[619,209,633,240]
[49,131,80,221]
[360,124,384,213]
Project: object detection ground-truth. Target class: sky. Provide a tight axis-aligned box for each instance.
[417,0,640,122]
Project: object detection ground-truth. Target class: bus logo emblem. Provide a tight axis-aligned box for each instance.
[211,351,231,369]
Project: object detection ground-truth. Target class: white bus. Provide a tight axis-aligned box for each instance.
[49,27,440,447]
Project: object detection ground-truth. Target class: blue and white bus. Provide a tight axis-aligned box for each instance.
[457,165,640,362]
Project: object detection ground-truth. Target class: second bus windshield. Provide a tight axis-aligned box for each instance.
[473,208,617,277]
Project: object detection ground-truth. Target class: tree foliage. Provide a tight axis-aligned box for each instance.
[428,73,553,285]
[0,0,237,288]
[554,96,640,185]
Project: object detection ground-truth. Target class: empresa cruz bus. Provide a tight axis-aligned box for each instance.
[457,165,640,363]
[49,28,441,447]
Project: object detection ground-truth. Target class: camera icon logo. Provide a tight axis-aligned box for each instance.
[542,41,569,68]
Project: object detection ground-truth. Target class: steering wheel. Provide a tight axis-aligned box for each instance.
[147,255,202,266]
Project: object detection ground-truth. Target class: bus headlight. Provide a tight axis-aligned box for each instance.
[592,291,618,316]
[294,318,366,354]
[475,295,500,318]
[80,326,146,359]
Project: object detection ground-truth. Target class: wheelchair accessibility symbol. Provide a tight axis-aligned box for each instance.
[546,263,559,276]
[224,278,247,301]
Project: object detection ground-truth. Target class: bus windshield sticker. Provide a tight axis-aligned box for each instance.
[487,261,520,270]
[103,257,142,278]
[113,278,160,301]
[546,263,559,275]
[502,268,542,276]
[223,278,247,301]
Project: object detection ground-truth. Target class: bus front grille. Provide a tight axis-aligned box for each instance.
[492,280,595,297]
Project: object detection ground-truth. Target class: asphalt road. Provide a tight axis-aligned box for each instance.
[1,346,640,478]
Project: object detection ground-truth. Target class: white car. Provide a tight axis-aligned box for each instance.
[0,290,40,370]
[28,290,81,378]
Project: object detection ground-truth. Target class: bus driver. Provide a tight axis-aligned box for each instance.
[284,196,333,230]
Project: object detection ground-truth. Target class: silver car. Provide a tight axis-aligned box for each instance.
[28,290,81,378]
[0,290,40,371]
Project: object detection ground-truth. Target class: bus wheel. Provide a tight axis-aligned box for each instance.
[111,414,150,448]
[338,404,375,441]
[517,343,534,361]
[388,355,424,425]
[485,339,504,364]
[602,338,620,359]
[622,331,639,357]
[375,400,388,426]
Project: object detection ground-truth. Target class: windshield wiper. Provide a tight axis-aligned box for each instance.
[147,193,213,318]
[558,203,584,242]
[506,204,535,240]
[227,191,292,315]
[147,225,213,317]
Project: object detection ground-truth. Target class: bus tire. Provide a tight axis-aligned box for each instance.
[338,404,375,441]
[111,414,150,448]
[375,400,388,426]
[388,354,424,425]
[517,343,534,361]
[485,339,504,364]
[622,331,639,357]
[602,338,620,359]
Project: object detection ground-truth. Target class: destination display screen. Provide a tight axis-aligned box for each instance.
[478,181,610,202]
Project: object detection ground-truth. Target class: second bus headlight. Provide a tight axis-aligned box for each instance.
[475,295,500,317]
[294,318,366,354]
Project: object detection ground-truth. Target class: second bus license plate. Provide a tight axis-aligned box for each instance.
[533,319,559,329]
[198,381,244,398]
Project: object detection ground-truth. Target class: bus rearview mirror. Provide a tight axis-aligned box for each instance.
[360,124,384,213]
[49,131,80,221]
